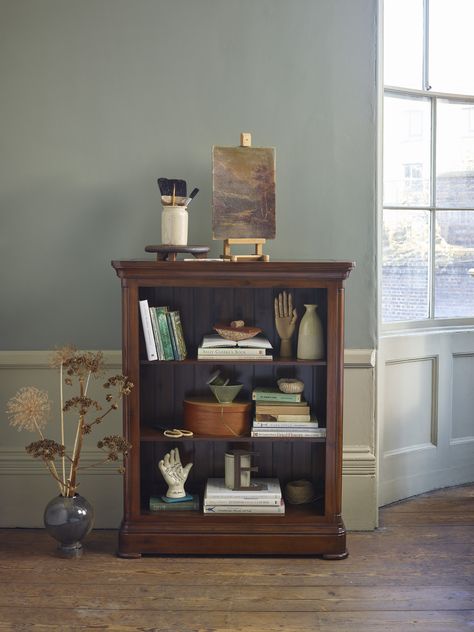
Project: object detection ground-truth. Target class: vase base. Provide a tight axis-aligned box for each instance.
[56,542,83,558]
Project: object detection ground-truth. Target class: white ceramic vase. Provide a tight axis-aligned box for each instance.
[161,205,188,245]
[297,304,324,360]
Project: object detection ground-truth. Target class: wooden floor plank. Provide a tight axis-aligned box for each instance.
[0,608,472,632]
[0,584,472,612]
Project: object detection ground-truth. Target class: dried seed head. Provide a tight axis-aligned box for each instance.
[6,387,51,433]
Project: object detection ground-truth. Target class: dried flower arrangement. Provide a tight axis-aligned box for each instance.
[6,346,133,498]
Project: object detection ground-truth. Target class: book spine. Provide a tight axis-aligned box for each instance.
[198,355,273,361]
[170,311,187,360]
[252,392,302,402]
[253,420,319,428]
[139,300,158,361]
[157,311,174,360]
[203,496,281,506]
[255,406,310,415]
[149,498,200,511]
[255,414,311,422]
[203,503,285,514]
[199,347,266,356]
[149,308,165,361]
[166,312,179,360]
[251,430,327,438]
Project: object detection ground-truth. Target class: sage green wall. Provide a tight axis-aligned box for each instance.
[0,0,377,350]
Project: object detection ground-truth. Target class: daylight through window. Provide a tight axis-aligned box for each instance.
[382,0,474,323]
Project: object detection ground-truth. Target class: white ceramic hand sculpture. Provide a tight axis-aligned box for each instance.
[158,448,193,499]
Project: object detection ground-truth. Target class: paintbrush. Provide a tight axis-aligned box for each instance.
[182,188,199,208]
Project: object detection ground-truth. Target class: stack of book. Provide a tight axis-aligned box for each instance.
[139,299,187,361]
[197,334,273,361]
[251,387,326,438]
[203,478,285,514]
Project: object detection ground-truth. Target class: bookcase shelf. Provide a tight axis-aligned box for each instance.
[112,259,354,558]
[140,357,328,366]
[140,426,327,443]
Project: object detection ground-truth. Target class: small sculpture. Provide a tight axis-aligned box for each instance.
[158,448,193,500]
[274,291,297,358]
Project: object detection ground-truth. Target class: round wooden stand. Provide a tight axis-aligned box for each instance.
[145,245,210,262]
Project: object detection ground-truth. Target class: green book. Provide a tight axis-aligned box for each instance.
[156,308,174,360]
[149,494,200,511]
[166,312,179,360]
[252,387,302,403]
[149,307,165,360]
[169,310,187,360]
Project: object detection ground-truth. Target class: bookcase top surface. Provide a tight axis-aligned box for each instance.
[111,259,355,282]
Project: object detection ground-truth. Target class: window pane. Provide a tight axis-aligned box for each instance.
[429,0,474,95]
[436,100,474,208]
[384,0,423,89]
[435,211,474,318]
[384,95,431,206]
[382,209,430,322]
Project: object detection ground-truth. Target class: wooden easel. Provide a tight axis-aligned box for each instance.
[220,132,270,262]
[222,238,269,262]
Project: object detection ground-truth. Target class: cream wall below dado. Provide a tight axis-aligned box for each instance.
[0,350,376,531]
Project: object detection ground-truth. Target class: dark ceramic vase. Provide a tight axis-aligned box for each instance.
[43,494,94,558]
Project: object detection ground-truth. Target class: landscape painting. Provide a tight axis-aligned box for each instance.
[212,146,276,239]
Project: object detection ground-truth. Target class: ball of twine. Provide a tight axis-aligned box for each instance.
[284,479,316,505]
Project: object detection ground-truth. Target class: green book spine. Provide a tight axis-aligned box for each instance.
[170,311,187,360]
[149,308,164,361]
[166,312,179,360]
[149,495,199,511]
[157,310,174,360]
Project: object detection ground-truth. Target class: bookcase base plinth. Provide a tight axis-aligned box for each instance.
[118,519,347,558]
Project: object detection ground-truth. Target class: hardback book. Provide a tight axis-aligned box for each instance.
[198,347,267,356]
[169,310,187,360]
[255,403,310,415]
[139,300,158,361]
[253,418,319,428]
[251,428,327,438]
[149,307,165,360]
[204,477,282,502]
[198,353,273,361]
[155,308,174,361]
[203,499,285,514]
[255,413,312,422]
[166,312,179,360]
[252,387,302,403]
[200,334,273,349]
[149,494,200,511]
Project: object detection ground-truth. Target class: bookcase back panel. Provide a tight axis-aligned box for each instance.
[139,364,327,428]
[140,441,325,512]
[138,287,328,356]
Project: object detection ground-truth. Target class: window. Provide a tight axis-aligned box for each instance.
[383,0,474,324]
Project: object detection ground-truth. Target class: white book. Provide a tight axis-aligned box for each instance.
[139,300,158,361]
[201,334,273,349]
[204,478,282,501]
[253,419,319,428]
[202,495,282,507]
[198,347,267,356]
[251,429,327,438]
[204,499,285,514]
[198,354,273,361]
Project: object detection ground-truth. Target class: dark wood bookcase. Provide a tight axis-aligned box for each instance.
[112,260,354,557]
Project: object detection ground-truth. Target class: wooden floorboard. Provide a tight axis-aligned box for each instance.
[0,484,472,631]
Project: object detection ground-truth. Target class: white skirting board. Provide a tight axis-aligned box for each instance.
[0,349,377,530]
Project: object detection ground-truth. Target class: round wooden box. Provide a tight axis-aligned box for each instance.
[183,397,251,437]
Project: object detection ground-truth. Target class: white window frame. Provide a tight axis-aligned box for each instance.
[381,0,474,333]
